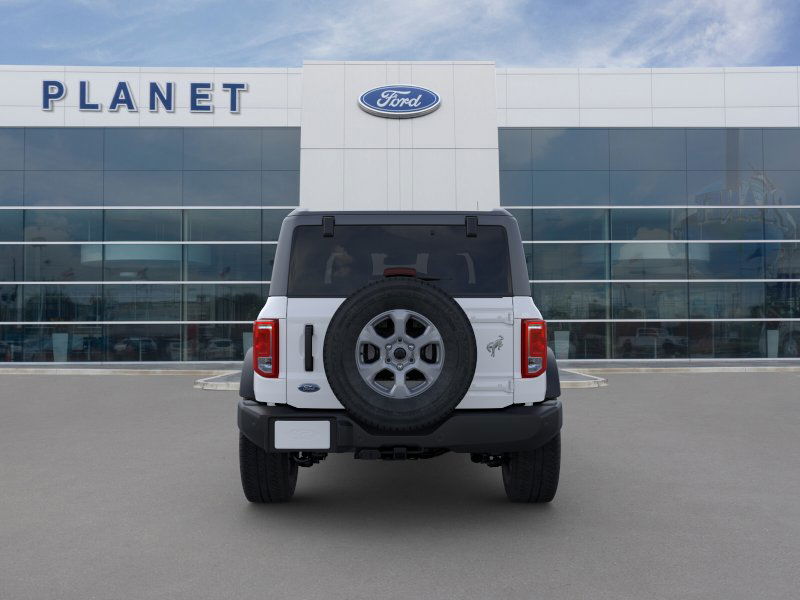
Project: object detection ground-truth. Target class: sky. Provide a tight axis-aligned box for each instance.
[0,0,798,68]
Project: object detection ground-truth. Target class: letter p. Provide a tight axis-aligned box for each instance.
[42,80,65,110]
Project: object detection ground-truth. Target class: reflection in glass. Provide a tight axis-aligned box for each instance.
[183,128,261,170]
[0,246,23,281]
[185,245,263,281]
[104,128,182,170]
[687,207,764,240]
[185,284,264,321]
[106,324,182,361]
[0,285,20,321]
[613,321,688,359]
[610,129,685,170]
[773,322,800,357]
[25,245,102,281]
[262,171,299,206]
[688,170,775,205]
[533,129,609,170]
[184,209,260,241]
[689,322,765,358]
[533,283,607,319]
[23,285,101,321]
[104,171,182,206]
[612,282,688,319]
[512,208,607,241]
[184,323,251,361]
[686,129,763,171]
[24,171,103,206]
[262,128,301,170]
[104,285,181,320]
[763,129,800,170]
[103,245,181,281]
[766,282,800,317]
[25,128,103,170]
[548,322,608,359]
[0,170,23,205]
[0,325,24,361]
[689,282,764,319]
[0,129,24,170]
[23,210,102,242]
[689,243,764,279]
[611,171,686,205]
[528,243,608,280]
[0,210,23,241]
[262,209,291,240]
[22,324,104,362]
[105,209,181,241]
[611,208,687,240]
[611,243,687,279]
[532,171,610,206]
[499,129,532,170]
[500,171,532,205]
[765,242,800,279]
[183,171,260,205]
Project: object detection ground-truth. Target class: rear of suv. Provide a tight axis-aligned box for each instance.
[238,210,562,503]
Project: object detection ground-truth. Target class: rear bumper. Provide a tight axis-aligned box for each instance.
[238,399,562,455]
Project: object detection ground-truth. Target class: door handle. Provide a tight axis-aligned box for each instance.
[304,324,314,371]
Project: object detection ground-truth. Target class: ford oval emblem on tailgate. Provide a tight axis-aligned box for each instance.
[298,383,320,393]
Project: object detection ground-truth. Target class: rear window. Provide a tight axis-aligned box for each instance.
[287,225,511,297]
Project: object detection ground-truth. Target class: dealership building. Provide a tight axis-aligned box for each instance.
[0,61,798,362]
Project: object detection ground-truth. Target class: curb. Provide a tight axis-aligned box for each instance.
[577,366,800,374]
[0,368,232,376]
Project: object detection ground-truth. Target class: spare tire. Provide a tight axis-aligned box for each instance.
[323,277,476,432]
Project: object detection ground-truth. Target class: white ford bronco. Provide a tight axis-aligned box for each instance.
[238,210,562,503]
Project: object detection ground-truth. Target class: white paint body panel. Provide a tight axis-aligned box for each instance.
[255,295,548,410]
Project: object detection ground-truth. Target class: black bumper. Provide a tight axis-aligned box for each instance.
[238,399,562,455]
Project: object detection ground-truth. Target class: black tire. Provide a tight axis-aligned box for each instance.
[323,277,477,432]
[502,434,560,503]
[239,434,298,503]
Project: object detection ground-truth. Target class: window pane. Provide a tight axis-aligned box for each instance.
[766,282,800,317]
[25,128,103,170]
[689,321,765,358]
[528,243,608,280]
[500,171,532,205]
[25,171,103,206]
[0,246,23,280]
[532,171,610,205]
[262,170,299,206]
[104,171,182,206]
[689,282,765,318]
[765,242,800,278]
[24,244,102,281]
[183,129,260,170]
[610,129,685,170]
[263,245,276,281]
[686,129,763,171]
[533,129,609,170]
[185,284,264,321]
[0,210,22,241]
[498,129,532,170]
[511,208,608,241]
[533,282,607,319]
[611,208,687,240]
[183,171,260,206]
[24,210,102,241]
[689,243,765,279]
[773,323,800,357]
[687,207,764,240]
[764,170,800,204]
[185,245,263,281]
[185,323,250,361]
[103,245,181,281]
[184,209,260,241]
[22,285,101,321]
[106,324,181,361]
[105,209,181,241]
[104,128,182,170]
[611,171,687,205]
[0,129,24,170]
[0,325,24,361]
[688,170,771,205]
[262,128,300,170]
[611,282,688,319]
[764,129,800,170]
[0,285,20,321]
[262,209,291,240]
[103,285,181,320]
[22,324,104,362]
[611,243,687,279]
[0,171,24,205]
[548,322,608,359]
[613,321,688,359]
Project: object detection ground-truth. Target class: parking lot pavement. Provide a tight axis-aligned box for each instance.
[1,373,799,600]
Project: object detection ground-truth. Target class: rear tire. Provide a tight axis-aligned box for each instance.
[239,434,298,503]
[502,434,560,503]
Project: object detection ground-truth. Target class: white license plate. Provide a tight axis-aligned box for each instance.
[273,420,331,450]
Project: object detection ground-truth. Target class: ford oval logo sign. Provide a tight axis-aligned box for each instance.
[358,85,440,118]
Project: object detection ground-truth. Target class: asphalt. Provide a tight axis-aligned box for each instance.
[1,373,799,600]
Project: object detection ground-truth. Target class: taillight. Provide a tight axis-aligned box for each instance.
[253,320,279,378]
[521,319,547,378]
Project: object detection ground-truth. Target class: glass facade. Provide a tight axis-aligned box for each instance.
[0,127,298,362]
[502,127,800,359]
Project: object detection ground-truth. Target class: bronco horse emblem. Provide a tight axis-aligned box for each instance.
[486,335,504,357]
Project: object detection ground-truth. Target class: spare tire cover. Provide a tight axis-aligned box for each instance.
[323,277,476,432]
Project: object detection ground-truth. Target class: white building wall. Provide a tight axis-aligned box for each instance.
[498,66,800,128]
[298,61,500,211]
